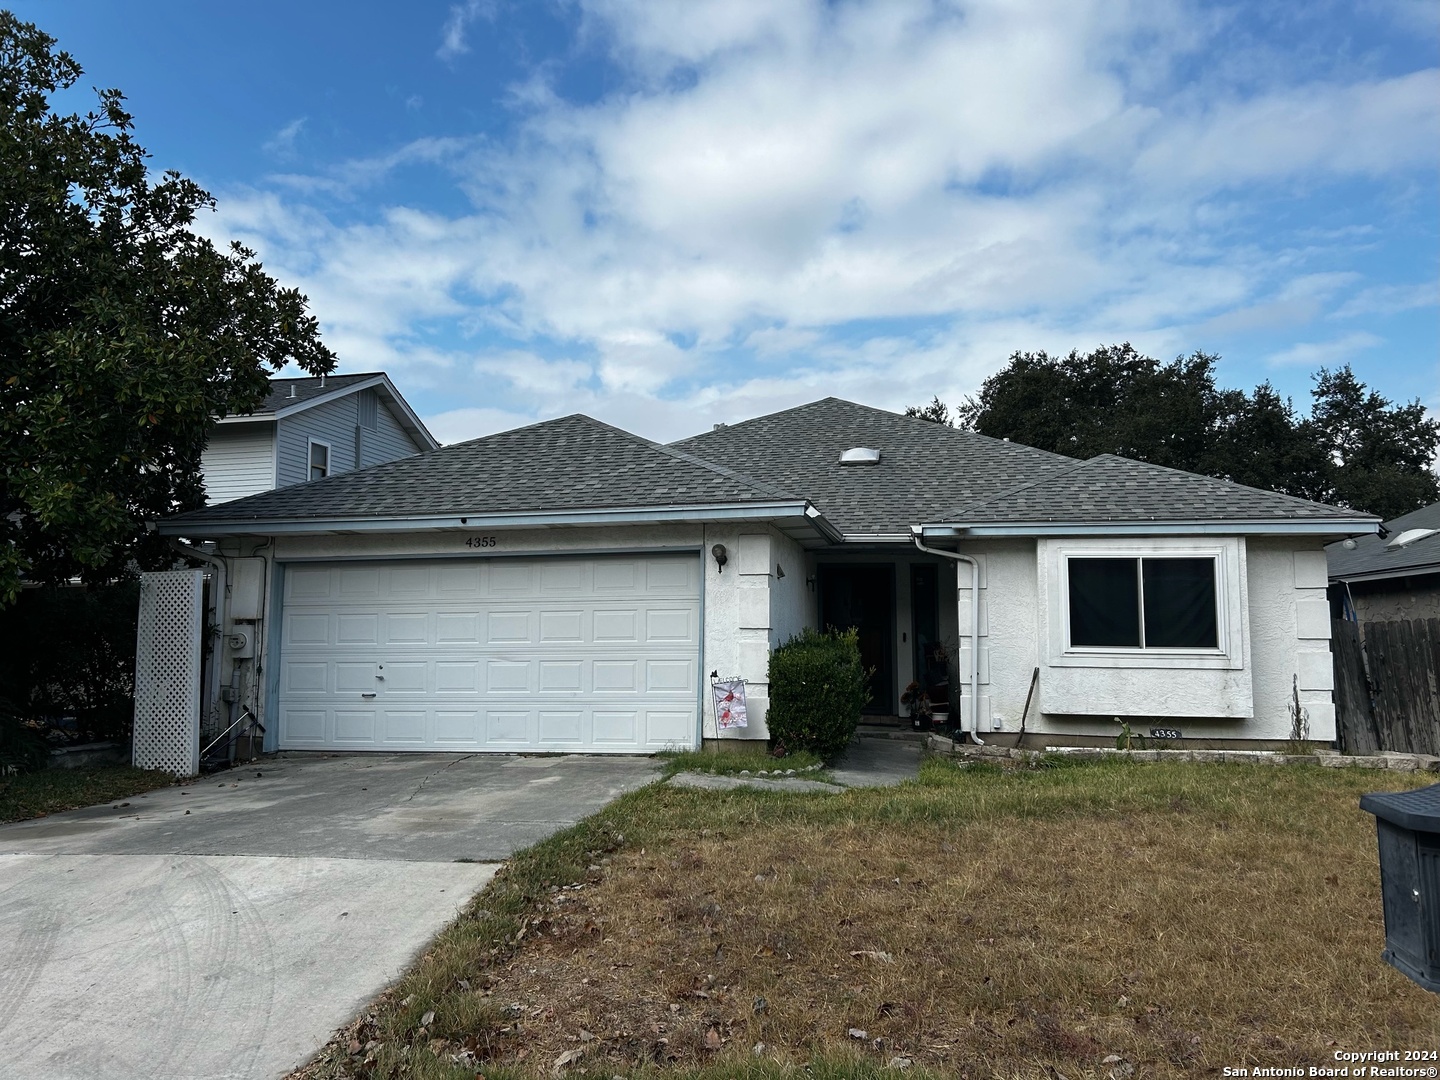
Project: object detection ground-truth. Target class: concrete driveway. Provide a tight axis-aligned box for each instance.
[0,752,658,1080]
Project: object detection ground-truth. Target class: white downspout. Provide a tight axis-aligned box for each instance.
[910,527,983,745]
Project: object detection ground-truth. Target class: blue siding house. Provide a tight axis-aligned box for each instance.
[200,373,438,504]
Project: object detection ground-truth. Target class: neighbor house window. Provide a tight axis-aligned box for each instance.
[1067,556,1218,649]
[308,440,330,481]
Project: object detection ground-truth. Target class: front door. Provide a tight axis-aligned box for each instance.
[819,564,895,715]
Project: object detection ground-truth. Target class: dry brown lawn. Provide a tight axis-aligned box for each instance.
[298,758,1440,1080]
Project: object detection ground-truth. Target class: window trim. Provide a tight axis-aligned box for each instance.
[307,438,331,482]
[1064,554,1223,654]
[1043,537,1245,672]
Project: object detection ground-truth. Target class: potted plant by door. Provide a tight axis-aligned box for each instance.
[901,680,932,731]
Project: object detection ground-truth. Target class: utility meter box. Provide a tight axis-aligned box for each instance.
[1359,783,1440,993]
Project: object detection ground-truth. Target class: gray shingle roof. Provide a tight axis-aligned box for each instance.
[246,373,383,416]
[169,414,798,528]
[671,397,1075,536]
[1327,501,1440,581]
[941,454,1377,524]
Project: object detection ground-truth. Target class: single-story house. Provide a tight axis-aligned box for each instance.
[155,397,1378,757]
[1327,501,1440,622]
[201,372,438,504]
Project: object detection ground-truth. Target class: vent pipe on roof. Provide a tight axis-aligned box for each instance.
[288,384,296,398]
[320,373,326,387]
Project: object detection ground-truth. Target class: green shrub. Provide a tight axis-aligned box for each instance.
[766,627,870,761]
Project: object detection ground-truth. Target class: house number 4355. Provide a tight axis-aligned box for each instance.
[464,536,498,548]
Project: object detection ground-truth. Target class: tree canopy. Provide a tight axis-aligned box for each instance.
[911,343,1438,521]
[0,13,334,602]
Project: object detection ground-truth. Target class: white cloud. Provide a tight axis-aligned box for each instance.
[437,0,496,61]
[209,0,1438,441]
[262,117,306,158]
[1264,331,1384,368]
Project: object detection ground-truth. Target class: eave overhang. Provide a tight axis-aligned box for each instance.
[158,499,844,544]
[914,518,1382,539]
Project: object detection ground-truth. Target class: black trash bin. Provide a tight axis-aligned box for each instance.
[1359,783,1440,993]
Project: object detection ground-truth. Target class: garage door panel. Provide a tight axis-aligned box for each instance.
[487,611,531,643]
[381,710,427,743]
[539,661,583,691]
[486,710,531,743]
[435,711,480,744]
[646,659,693,692]
[538,710,583,743]
[334,710,376,742]
[594,610,637,641]
[285,662,328,693]
[592,711,637,743]
[435,661,479,692]
[436,613,481,643]
[339,568,381,597]
[384,662,428,694]
[646,608,693,642]
[337,613,379,644]
[647,711,693,743]
[278,555,699,752]
[382,613,428,644]
[286,613,330,645]
[486,659,530,692]
[539,610,584,642]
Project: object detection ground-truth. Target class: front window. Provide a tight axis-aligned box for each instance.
[308,441,329,481]
[1068,556,1218,649]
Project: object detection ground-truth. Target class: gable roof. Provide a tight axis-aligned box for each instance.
[163,413,830,537]
[928,454,1377,533]
[219,372,440,451]
[1328,501,1440,583]
[671,397,1075,539]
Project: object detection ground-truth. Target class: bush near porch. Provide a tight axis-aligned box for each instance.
[293,759,1434,1080]
[765,628,869,762]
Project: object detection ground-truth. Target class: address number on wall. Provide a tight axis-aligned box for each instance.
[1149,727,1183,739]
[464,536,499,548]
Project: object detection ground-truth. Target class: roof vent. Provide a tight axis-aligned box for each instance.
[839,447,881,466]
[288,384,297,398]
[1387,528,1439,549]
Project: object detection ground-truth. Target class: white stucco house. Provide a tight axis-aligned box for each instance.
[200,372,438,504]
[156,398,1378,758]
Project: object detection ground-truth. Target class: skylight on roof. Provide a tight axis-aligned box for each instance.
[839,447,880,465]
[1387,528,1439,549]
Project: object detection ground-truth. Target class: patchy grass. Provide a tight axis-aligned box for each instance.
[294,759,1434,1080]
[0,764,175,823]
[656,748,826,778]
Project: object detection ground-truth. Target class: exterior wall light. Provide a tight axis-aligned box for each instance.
[711,544,728,572]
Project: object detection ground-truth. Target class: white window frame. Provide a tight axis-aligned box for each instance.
[1043,536,1246,671]
[307,438,331,482]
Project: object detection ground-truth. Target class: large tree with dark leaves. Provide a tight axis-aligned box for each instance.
[912,343,1437,520]
[0,13,334,602]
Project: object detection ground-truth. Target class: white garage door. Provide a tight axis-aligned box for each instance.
[277,554,701,753]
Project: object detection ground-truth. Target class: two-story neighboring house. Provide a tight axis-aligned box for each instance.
[201,373,439,504]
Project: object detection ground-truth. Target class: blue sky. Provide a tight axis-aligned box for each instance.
[15,0,1439,443]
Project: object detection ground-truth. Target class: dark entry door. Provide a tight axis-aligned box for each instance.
[819,564,895,715]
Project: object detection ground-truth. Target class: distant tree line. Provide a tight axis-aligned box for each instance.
[908,344,1439,521]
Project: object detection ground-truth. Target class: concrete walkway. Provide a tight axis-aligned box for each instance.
[0,752,658,1080]
[668,734,923,793]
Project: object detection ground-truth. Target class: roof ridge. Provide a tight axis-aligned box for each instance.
[1083,453,1379,517]
[581,415,804,501]
[939,456,1094,520]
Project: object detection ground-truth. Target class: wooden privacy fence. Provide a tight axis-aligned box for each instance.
[1332,617,1440,756]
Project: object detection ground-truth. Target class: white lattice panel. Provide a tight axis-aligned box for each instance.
[133,569,203,776]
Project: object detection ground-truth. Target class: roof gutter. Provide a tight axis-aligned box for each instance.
[158,500,839,539]
[910,526,983,747]
[915,519,1381,538]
